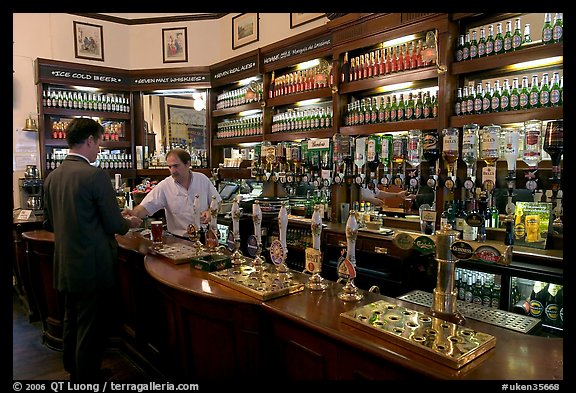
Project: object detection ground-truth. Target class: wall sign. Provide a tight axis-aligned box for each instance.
[212,55,258,81]
[263,35,331,65]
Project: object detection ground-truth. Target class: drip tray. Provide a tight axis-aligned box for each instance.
[209,263,308,301]
[398,290,541,334]
[340,300,496,369]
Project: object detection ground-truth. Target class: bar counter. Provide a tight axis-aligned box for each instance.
[116,231,563,381]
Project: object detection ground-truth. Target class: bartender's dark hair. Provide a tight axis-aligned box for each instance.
[166,148,191,165]
[66,118,104,148]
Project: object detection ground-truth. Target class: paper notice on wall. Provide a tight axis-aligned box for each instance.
[14,153,38,171]
[15,129,38,153]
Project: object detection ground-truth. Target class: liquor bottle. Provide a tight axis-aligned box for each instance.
[519,76,530,110]
[474,82,483,114]
[482,81,492,113]
[494,22,504,55]
[523,23,532,44]
[500,79,511,112]
[478,26,487,57]
[502,127,521,174]
[462,123,479,181]
[469,29,479,59]
[421,129,440,171]
[552,13,563,43]
[550,72,562,107]
[462,32,470,61]
[539,73,551,108]
[366,133,381,182]
[529,281,548,319]
[543,283,561,327]
[542,13,553,44]
[442,127,459,177]
[522,119,543,169]
[512,18,523,50]
[349,57,356,82]
[485,24,495,56]
[509,77,520,110]
[407,129,422,168]
[479,125,500,165]
[269,71,276,99]
[543,120,563,175]
[503,20,513,52]
[490,80,501,113]
[528,74,541,109]
[454,88,463,116]
[440,201,456,230]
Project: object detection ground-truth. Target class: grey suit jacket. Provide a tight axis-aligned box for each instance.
[44,155,130,293]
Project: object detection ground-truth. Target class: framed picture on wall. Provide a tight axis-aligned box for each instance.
[232,13,259,50]
[73,21,104,61]
[162,27,188,63]
[290,13,325,29]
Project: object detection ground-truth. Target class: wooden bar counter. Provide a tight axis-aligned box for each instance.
[116,231,563,381]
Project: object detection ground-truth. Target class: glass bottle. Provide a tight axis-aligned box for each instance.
[491,80,501,113]
[461,85,469,116]
[501,127,521,174]
[479,125,501,166]
[542,13,553,44]
[543,120,563,175]
[503,20,513,52]
[366,133,381,181]
[341,52,350,83]
[414,91,424,119]
[522,119,543,169]
[500,79,511,112]
[512,18,523,50]
[523,23,532,44]
[466,84,475,115]
[474,82,483,114]
[462,123,479,181]
[454,87,463,116]
[519,76,530,110]
[478,26,487,57]
[482,81,492,113]
[462,32,470,61]
[494,22,504,55]
[469,29,479,59]
[423,91,432,119]
[455,34,465,62]
[390,94,398,122]
[442,127,459,179]
[539,73,551,108]
[550,72,562,107]
[405,92,414,120]
[396,93,405,121]
[528,74,541,109]
[553,13,563,43]
[486,24,495,56]
[407,129,423,168]
[509,77,520,110]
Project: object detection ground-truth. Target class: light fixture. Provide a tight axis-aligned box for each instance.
[23,113,38,132]
[193,98,205,111]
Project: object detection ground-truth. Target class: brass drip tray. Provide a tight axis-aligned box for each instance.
[398,290,541,334]
[209,264,308,301]
[340,300,496,369]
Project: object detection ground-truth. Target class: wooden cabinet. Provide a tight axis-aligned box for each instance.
[35,58,135,180]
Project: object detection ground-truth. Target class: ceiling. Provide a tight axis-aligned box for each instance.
[71,13,227,25]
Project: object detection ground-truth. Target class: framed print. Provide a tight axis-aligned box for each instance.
[290,13,325,29]
[73,21,104,61]
[163,27,188,63]
[232,13,259,50]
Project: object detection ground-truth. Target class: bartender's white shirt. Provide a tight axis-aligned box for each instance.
[139,171,222,236]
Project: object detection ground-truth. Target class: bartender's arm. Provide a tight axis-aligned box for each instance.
[131,204,151,219]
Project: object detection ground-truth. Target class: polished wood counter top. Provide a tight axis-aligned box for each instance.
[128,233,563,380]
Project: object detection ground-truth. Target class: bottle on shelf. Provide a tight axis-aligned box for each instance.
[543,283,561,328]
[462,32,470,61]
[550,72,562,107]
[478,26,487,57]
[486,24,495,56]
[552,13,563,43]
[528,74,541,109]
[539,73,551,108]
[509,77,520,110]
[469,29,478,59]
[529,281,548,319]
[523,23,532,44]
[512,18,523,50]
[494,22,504,55]
[542,13,553,44]
[519,75,530,110]
[503,20,513,52]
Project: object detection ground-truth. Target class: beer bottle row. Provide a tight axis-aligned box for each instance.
[216,114,263,139]
[269,65,331,99]
[344,90,438,125]
[455,267,501,308]
[526,280,563,329]
[272,107,333,134]
[46,151,133,171]
[50,119,126,141]
[42,89,130,113]
[454,72,563,115]
[216,82,263,110]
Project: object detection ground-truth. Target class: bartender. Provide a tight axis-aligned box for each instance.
[132,148,222,237]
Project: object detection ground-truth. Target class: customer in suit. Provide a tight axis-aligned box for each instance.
[43,118,142,381]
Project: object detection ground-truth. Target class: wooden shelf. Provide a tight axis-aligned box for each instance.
[43,107,130,120]
[212,135,263,146]
[339,66,439,95]
[267,87,332,107]
[340,118,439,136]
[449,106,563,128]
[265,129,334,142]
[212,102,262,118]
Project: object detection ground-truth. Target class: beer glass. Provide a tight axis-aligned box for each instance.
[524,215,540,243]
[150,220,164,248]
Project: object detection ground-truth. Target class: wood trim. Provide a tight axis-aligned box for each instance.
[69,13,227,26]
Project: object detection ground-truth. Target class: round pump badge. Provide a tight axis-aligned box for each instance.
[269,239,285,266]
[226,231,236,252]
[413,236,435,254]
[450,241,474,260]
[393,232,414,250]
[246,234,258,258]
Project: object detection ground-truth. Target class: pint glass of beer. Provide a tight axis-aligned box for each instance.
[525,215,540,243]
[150,220,164,248]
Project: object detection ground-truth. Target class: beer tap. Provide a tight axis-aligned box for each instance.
[305,205,327,291]
[251,200,265,268]
[230,196,246,266]
[337,209,362,302]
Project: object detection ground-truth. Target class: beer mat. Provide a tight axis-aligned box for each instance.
[340,300,496,369]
